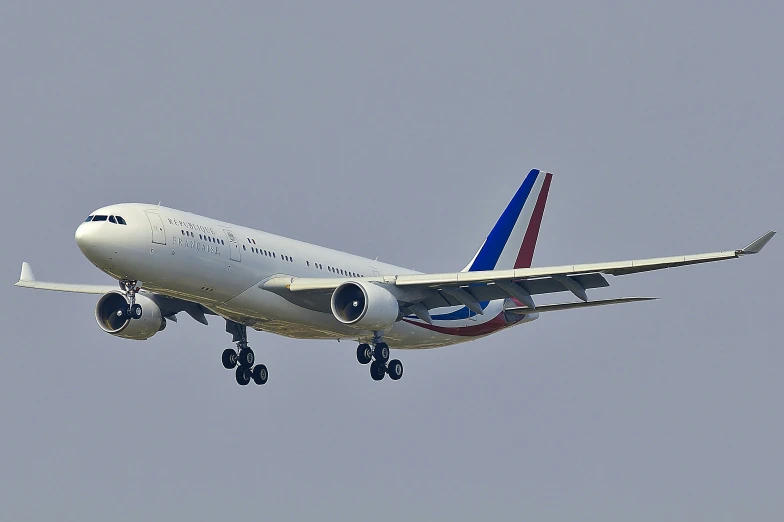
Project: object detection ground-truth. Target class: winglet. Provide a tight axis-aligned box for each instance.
[738,231,776,255]
[19,262,35,282]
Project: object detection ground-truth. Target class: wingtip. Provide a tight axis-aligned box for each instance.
[19,262,35,282]
[739,230,776,255]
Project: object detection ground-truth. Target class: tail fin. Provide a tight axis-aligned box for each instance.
[462,169,552,272]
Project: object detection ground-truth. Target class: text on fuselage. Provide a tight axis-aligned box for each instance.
[168,218,216,235]
[173,236,220,255]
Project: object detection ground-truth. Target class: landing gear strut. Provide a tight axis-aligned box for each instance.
[357,334,403,382]
[222,320,267,386]
[119,280,143,319]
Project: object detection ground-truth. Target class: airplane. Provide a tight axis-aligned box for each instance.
[15,169,775,386]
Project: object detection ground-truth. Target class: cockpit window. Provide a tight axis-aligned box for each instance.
[92,215,108,222]
[84,216,93,222]
[116,216,127,225]
[109,216,117,224]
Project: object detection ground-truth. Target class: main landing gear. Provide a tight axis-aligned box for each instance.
[117,280,143,320]
[356,336,403,382]
[222,321,268,386]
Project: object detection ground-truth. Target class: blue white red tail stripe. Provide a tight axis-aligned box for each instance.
[514,172,552,268]
[464,169,552,272]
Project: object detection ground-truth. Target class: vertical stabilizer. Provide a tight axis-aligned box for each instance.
[463,169,552,272]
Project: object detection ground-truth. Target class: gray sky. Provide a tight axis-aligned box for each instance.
[1,1,781,520]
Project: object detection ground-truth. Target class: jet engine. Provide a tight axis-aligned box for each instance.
[330,281,400,330]
[95,292,166,340]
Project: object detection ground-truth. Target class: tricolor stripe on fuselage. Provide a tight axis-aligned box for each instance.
[405,169,552,335]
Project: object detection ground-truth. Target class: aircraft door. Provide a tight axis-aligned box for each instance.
[223,228,241,262]
[144,211,167,245]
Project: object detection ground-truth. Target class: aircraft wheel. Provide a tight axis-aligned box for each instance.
[370,361,386,381]
[357,344,372,365]
[131,304,143,319]
[252,364,268,385]
[222,349,238,369]
[235,366,251,386]
[374,343,389,363]
[387,359,403,380]
[238,348,255,368]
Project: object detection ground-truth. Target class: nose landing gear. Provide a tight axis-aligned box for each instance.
[119,280,143,319]
[356,336,403,382]
[223,321,268,386]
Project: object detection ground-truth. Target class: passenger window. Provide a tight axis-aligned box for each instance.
[109,216,117,224]
[84,216,93,222]
[116,216,127,225]
[93,215,108,222]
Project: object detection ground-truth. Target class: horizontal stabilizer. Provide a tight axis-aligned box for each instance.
[506,296,657,314]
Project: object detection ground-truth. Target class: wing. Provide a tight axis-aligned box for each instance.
[14,262,213,325]
[262,231,776,313]
[14,262,118,294]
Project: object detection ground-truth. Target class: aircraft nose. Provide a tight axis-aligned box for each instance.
[75,222,99,253]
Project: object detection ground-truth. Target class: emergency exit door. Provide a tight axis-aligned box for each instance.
[223,228,241,262]
[144,211,167,245]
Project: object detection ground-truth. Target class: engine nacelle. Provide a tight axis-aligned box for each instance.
[95,292,166,340]
[331,281,400,331]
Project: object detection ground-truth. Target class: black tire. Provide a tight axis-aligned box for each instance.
[238,348,255,368]
[131,304,143,319]
[374,343,390,363]
[387,359,403,380]
[356,344,372,365]
[370,361,386,381]
[235,366,251,386]
[222,349,237,369]
[252,364,268,385]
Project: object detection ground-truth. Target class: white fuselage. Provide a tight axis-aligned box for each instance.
[75,203,535,348]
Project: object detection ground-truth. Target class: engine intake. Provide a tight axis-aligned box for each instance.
[331,281,400,330]
[95,292,165,340]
